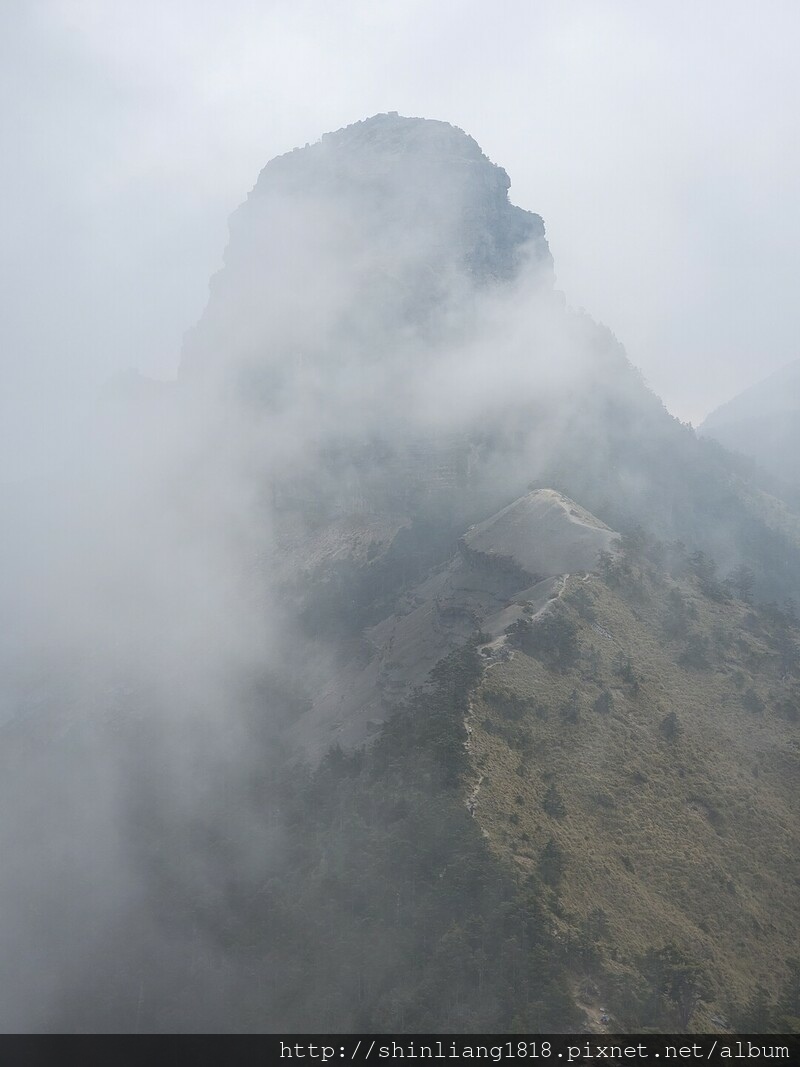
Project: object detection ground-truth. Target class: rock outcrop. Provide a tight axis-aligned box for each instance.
[180,112,553,382]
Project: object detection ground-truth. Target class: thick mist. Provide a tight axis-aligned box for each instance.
[1,115,796,1031]
[0,118,612,1030]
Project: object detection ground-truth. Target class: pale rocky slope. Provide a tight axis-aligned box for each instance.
[289,489,618,755]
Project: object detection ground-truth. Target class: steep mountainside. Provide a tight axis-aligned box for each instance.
[287,489,618,757]
[467,536,799,1030]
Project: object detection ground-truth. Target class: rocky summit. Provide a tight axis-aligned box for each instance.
[180,113,553,381]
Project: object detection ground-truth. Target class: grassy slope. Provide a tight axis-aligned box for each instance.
[466,563,799,1027]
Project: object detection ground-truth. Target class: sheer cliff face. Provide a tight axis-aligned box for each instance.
[180,113,553,386]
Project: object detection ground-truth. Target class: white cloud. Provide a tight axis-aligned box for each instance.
[2,0,799,477]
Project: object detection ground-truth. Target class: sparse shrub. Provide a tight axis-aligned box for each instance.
[585,645,602,680]
[731,985,777,1033]
[712,623,731,651]
[507,612,579,671]
[538,837,566,887]
[729,563,755,604]
[483,717,530,748]
[778,957,800,1025]
[620,525,650,562]
[776,686,799,722]
[663,587,689,639]
[666,540,689,579]
[777,631,800,677]
[689,550,728,602]
[660,711,681,741]
[613,652,640,692]
[585,906,610,941]
[569,585,596,621]
[679,634,711,669]
[598,546,636,588]
[640,944,708,1029]
[764,609,800,676]
[593,689,613,714]
[742,687,764,714]
[597,550,620,585]
[543,783,567,818]
[614,651,632,679]
[484,683,527,720]
[590,791,616,811]
[560,688,581,724]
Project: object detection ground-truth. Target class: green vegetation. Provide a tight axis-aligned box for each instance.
[659,710,682,742]
[467,540,800,1031]
[542,783,567,819]
[507,612,579,670]
[639,944,708,1029]
[118,640,578,1032]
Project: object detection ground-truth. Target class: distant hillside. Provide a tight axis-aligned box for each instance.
[699,360,800,489]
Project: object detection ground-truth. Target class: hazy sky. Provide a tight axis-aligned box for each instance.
[3,0,799,480]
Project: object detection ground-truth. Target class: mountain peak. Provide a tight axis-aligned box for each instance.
[256,113,500,191]
[285,112,487,160]
[246,112,544,276]
[181,115,552,379]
